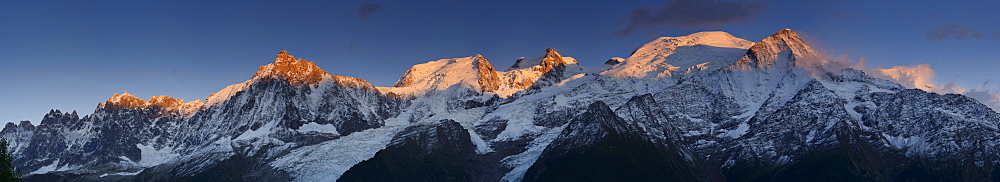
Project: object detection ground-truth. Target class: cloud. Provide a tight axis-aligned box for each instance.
[796,32,1000,111]
[795,54,862,79]
[843,62,1000,111]
[792,50,998,110]
[872,64,937,91]
[799,54,937,94]
[793,52,935,91]
[959,82,1000,110]
[358,1,384,20]
[926,23,984,41]
[993,31,1000,40]
[616,0,766,36]
[933,80,1000,111]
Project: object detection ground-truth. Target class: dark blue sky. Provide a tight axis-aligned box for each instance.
[2,0,999,124]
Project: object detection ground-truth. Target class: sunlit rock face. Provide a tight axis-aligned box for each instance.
[727,28,820,70]
[509,48,573,73]
[99,92,204,118]
[5,29,999,181]
[255,50,329,86]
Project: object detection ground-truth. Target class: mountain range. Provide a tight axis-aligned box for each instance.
[3,29,998,181]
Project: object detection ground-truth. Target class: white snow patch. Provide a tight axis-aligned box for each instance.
[297,122,339,135]
[136,144,180,167]
[235,121,277,140]
[500,125,566,182]
[723,159,737,168]
[777,155,791,165]
[467,129,495,154]
[118,156,133,163]
[805,130,817,143]
[685,130,705,137]
[868,86,896,93]
[553,94,569,107]
[30,160,60,174]
[271,126,403,181]
[29,159,77,175]
[720,122,750,138]
[206,80,253,106]
[882,133,932,155]
[818,80,863,100]
[554,73,587,87]
[493,111,543,142]
[99,169,144,177]
[844,102,863,121]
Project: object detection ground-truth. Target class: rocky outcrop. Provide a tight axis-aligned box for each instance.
[501,48,579,93]
[474,55,501,93]
[603,57,623,66]
[509,48,570,73]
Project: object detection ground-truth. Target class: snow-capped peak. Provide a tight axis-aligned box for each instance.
[389,54,500,94]
[254,50,330,86]
[628,31,753,59]
[602,31,753,78]
[728,29,820,70]
[101,91,146,109]
[205,51,378,107]
[507,48,578,72]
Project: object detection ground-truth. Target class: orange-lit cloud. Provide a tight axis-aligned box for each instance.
[809,56,1000,111]
[864,64,1000,110]
[872,64,936,91]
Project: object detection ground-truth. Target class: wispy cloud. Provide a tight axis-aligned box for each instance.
[358,1,384,21]
[616,0,766,36]
[926,22,984,41]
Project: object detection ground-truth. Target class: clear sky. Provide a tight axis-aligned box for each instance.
[2,0,999,124]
